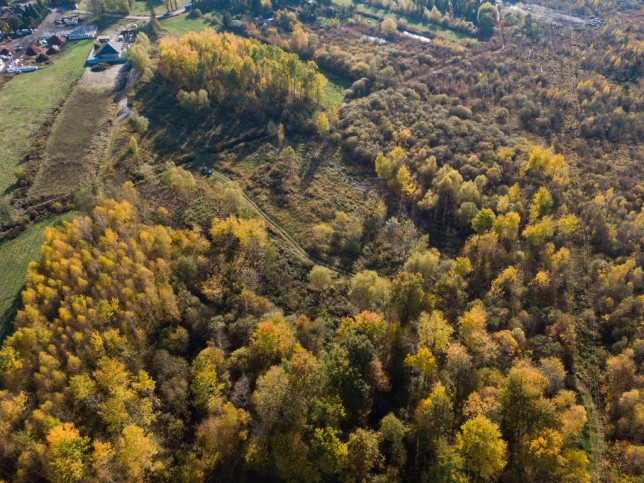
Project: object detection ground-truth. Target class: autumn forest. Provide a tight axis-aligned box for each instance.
[0,0,643,481]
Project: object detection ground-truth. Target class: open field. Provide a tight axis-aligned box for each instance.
[0,39,93,196]
[332,0,471,40]
[160,13,213,35]
[0,212,74,340]
[77,0,189,16]
[129,0,190,16]
[322,73,349,107]
[28,87,116,200]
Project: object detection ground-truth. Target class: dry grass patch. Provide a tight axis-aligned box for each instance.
[28,87,116,200]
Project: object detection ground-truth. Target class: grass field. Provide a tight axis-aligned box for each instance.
[0,212,74,340]
[332,0,471,40]
[131,0,191,15]
[29,87,115,200]
[323,76,348,107]
[0,39,93,196]
[77,0,189,16]
[160,13,214,35]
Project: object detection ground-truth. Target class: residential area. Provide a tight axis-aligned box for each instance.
[0,0,194,359]
[0,4,139,75]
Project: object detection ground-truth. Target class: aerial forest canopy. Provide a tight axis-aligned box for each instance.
[0,186,597,481]
[159,30,328,114]
[1,0,644,479]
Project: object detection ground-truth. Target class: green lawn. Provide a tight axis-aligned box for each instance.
[0,212,74,340]
[160,13,214,35]
[131,0,191,15]
[323,76,349,107]
[0,40,92,196]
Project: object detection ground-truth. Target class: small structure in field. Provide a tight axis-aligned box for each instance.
[47,34,67,47]
[25,44,44,56]
[97,35,110,43]
[0,47,13,60]
[46,46,61,55]
[35,53,50,63]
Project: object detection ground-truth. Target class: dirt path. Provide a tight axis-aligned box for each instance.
[137,99,355,278]
[506,3,599,28]
[78,63,125,88]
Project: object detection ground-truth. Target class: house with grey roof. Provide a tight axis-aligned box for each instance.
[95,41,121,62]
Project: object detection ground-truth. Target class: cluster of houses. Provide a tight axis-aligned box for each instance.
[0,11,130,74]
[0,5,29,37]
[0,5,25,22]
[0,2,47,38]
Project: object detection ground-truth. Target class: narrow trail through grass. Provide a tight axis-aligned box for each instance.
[141,103,355,277]
[207,169,355,277]
[332,0,473,40]
[576,376,605,482]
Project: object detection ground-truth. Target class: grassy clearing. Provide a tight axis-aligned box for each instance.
[130,0,189,16]
[576,376,605,481]
[29,87,115,200]
[78,0,189,15]
[333,0,470,40]
[160,13,213,35]
[0,212,74,340]
[223,139,366,246]
[323,76,348,107]
[0,39,92,196]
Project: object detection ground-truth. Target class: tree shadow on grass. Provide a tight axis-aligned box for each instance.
[300,140,326,187]
[0,289,22,343]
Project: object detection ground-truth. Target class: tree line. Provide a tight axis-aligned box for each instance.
[159,29,328,115]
